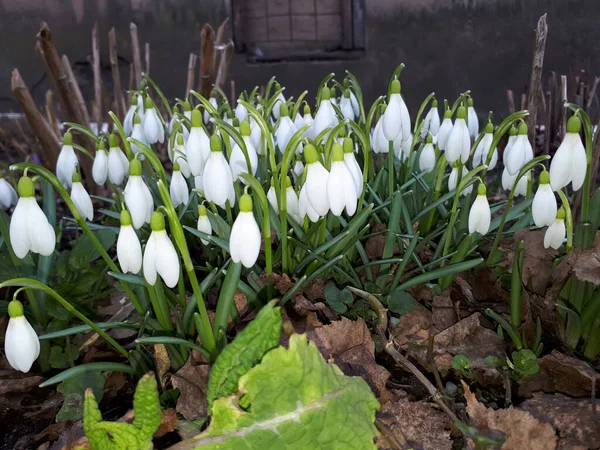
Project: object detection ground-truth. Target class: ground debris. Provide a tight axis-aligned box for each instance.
[170,359,210,420]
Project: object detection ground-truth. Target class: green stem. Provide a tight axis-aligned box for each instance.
[387,141,394,199]
[511,240,525,328]
[147,282,172,331]
[557,189,574,252]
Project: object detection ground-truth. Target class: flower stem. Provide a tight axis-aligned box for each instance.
[557,189,574,252]
[387,141,394,199]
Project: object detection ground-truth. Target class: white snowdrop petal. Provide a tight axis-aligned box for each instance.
[125,177,150,229]
[468,195,491,235]
[117,225,142,274]
[5,316,40,372]
[327,162,348,216]
[108,148,127,185]
[204,152,234,208]
[267,187,279,214]
[229,212,261,268]
[344,153,363,196]
[56,145,79,188]
[142,233,158,285]
[306,162,330,216]
[382,94,402,141]
[419,143,436,173]
[544,219,566,249]
[170,171,189,207]
[286,187,301,223]
[299,185,319,223]
[71,182,94,221]
[532,184,557,228]
[446,119,468,164]
[92,151,108,185]
[571,137,587,191]
[155,231,180,288]
[10,198,33,258]
[0,179,17,209]
[26,198,55,256]
[437,119,453,151]
[197,215,212,245]
[468,106,479,138]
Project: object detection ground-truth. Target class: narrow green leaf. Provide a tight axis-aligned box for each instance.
[40,363,135,387]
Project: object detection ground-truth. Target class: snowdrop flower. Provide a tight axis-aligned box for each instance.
[143,96,165,144]
[267,182,278,213]
[0,175,17,210]
[437,109,453,152]
[186,110,211,177]
[549,116,587,192]
[343,137,363,196]
[168,105,179,134]
[230,121,258,183]
[422,99,441,138]
[196,204,212,245]
[467,97,479,138]
[124,159,153,229]
[249,116,263,152]
[506,122,533,176]
[544,208,566,249]
[389,79,411,141]
[172,134,191,178]
[502,126,518,167]
[123,95,139,136]
[340,89,355,121]
[468,184,491,235]
[327,143,358,216]
[70,172,94,221]
[56,133,79,188]
[116,210,142,274]
[170,163,189,208]
[9,176,55,258]
[143,211,180,287]
[382,79,403,142]
[372,109,389,154]
[419,134,436,173]
[299,184,320,223]
[446,106,470,164]
[130,114,147,157]
[205,93,218,124]
[229,193,261,268]
[92,141,108,185]
[107,134,129,185]
[343,78,360,118]
[235,100,247,122]
[472,122,498,170]
[448,164,473,196]
[302,144,330,216]
[502,168,529,196]
[271,86,286,121]
[293,160,304,181]
[267,177,301,223]
[293,110,303,130]
[313,87,337,139]
[203,135,235,209]
[301,104,315,141]
[395,134,412,162]
[532,171,557,227]
[5,300,39,373]
[275,103,297,154]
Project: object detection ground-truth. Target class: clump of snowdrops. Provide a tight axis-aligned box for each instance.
[2,63,599,383]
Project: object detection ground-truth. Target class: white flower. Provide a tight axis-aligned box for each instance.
[419,136,436,173]
[502,168,529,196]
[383,81,403,142]
[502,127,517,167]
[544,210,566,249]
[372,116,389,154]
[549,116,587,192]
[0,177,17,210]
[293,111,303,129]
[271,90,286,120]
[117,210,142,274]
[313,87,337,139]
[204,95,218,124]
[293,160,304,181]
[186,112,211,178]
[249,116,263,151]
[5,300,40,373]
[303,144,330,216]
[92,145,108,185]
[197,205,212,245]
[143,211,180,287]
[506,123,533,176]
[142,97,165,144]
[343,138,363,196]
[467,98,479,138]
[299,184,320,223]
[468,184,491,235]
[130,114,147,156]
[124,159,153,229]
[107,136,129,185]
[229,193,261,268]
[448,166,472,196]
[123,97,138,136]
[395,134,412,161]
[446,106,470,164]
[422,101,441,137]
[172,134,191,178]
[472,123,498,170]
[532,172,557,227]
[71,175,94,221]
[340,91,355,120]
[276,104,297,154]
[327,144,358,216]
[235,101,247,122]
[56,133,79,188]
[170,165,189,208]
[9,177,55,258]
[203,136,235,209]
[267,177,301,223]
[437,111,453,151]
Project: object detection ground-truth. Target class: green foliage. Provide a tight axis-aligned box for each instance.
[508,349,539,379]
[386,289,415,315]
[83,373,161,450]
[57,371,105,422]
[451,354,471,377]
[323,282,354,314]
[50,343,80,369]
[207,301,281,406]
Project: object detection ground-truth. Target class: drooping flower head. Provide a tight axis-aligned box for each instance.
[230,120,258,184]
[343,137,363,196]
[549,115,587,192]
[382,78,403,142]
[92,139,108,185]
[124,158,154,229]
[187,109,211,177]
[468,183,491,235]
[473,122,498,170]
[276,103,297,155]
[170,163,190,208]
[419,134,436,173]
[71,171,94,221]
[446,105,470,164]
[532,170,558,228]
[437,108,454,152]
[196,204,212,245]
[506,122,533,176]
[467,97,479,138]
[229,192,261,268]
[117,209,142,274]
[5,300,40,373]
[327,143,358,217]
[544,207,566,249]
[143,211,180,287]
[56,132,79,188]
[302,143,330,217]
[422,98,441,138]
[107,133,129,185]
[143,96,165,144]
[0,173,17,210]
[203,134,235,209]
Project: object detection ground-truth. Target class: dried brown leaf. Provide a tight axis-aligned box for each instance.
[432,290,457,331]
[462,381,557,450]
[156,408,179,437]
[510,229,558,294]
[392,303,432,347]
[170,360,210,420]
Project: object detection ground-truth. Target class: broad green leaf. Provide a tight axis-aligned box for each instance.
[56,371,105,422]
[387,290,415,315]
[207,301,281,406]
[184,334,379,450]
[50,343,80,369]
[323,282,347,314]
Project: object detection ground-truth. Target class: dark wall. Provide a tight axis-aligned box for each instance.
[1,0,599,119]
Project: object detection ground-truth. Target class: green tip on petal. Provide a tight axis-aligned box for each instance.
[120,210,132,227]
[198,205,208,216]
[444,108,452,119]
[240,120,251,136]
[191,109,202,127]
[343,78,350,89]
[285,176,292,188]
[304,144,318,164]
[426,134,433,144]
[338,127,347,138]
[131,95,138,106]
[239,193,253,212]
[63,132,73,146]
[72,171,81,183]
[97,140,106,151]
[150,211,165,231]
[279,102,289,117]
[518,122,528,135]
[391,79,401,95]
[177,134,184,145]
[557,207,566,220]
[129,158,142,176]
[173,162,180,172]
[210,134,222,152]
[133,113,141,125]
[321,87,331,101]
[109,134,119,148]
[567,116,581,134]
[332,143,344,162]
[343,89,350,98]
[539,170,550,184]
[467,97,474,107]
[183,100,192,111]
[8,300,24,319]
[477,183,487,196]
[485,122,494,133]
[343,137,353,154]
[17,176,35,198]
[144,96,153,109]
[456,106,467,119]
[432,99,438,107]
[303,104,311,115]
